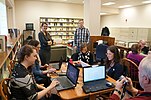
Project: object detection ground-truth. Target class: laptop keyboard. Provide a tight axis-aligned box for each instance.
[57,77,73,88]
[82,80,114,93]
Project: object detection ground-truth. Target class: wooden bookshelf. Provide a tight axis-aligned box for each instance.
[40,17,82,43]
[0,34,23,80]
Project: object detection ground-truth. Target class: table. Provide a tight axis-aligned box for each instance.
[50,62,116,100]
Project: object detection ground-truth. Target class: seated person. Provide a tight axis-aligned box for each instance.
[28,39,56,88]
[138,40,149,54]
[71,43,93,65]
[105,45,124,80]
[127,44,145,66]
[109,55,151,100]
[9,45,60,100]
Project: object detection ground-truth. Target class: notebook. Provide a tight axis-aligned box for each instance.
[82,66,114,93]
[54,62,79,91]
[50,57,63,70]
[75,61,90,68]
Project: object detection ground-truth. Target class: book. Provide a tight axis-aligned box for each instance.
[0,35,7,52]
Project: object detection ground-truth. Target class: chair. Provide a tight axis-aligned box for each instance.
[121,58,139,88]
[96,44,108,65]
[0,78,11,100]
[7,60,17,74]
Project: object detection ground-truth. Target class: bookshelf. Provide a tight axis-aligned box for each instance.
[40,17,83,44]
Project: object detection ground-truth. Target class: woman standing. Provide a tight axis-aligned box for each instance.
[10,45,60,100]
[38,22,53,65]
[105,45,124,80]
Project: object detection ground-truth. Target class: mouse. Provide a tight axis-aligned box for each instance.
[106,82,114,87]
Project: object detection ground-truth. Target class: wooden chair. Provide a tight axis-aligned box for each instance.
[0,78,11,100]
[7,60,18,74]
[121,58,139,88]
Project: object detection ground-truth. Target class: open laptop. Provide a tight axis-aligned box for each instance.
[82,66,114,93]
[50,57,63,70]
[54,62,79,91]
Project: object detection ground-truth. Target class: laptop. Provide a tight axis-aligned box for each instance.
[54,62,80,91]
[82,66,114,93]
[50,57,63,70]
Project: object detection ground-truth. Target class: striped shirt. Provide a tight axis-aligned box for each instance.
[74,27,90,47]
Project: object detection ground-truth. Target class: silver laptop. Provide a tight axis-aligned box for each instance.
[54,62,79,91]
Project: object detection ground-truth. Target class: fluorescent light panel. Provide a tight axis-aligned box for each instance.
[100,12,107,15]
[102,2,115,6]
[142,0,151,4]
[118,5,132,8]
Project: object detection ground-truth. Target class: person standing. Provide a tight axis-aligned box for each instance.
[38,22,53,65]
[74,19,90,52]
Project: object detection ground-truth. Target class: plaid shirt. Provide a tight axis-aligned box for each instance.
[74,27,90,47]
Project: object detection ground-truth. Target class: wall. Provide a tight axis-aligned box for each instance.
[15,0,83,39]
[0,0,8,35]
[101,4,151,28]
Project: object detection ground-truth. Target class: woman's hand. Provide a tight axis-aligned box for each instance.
[47,67,56,74]
[50,80,60,88]
[48,41,52,45]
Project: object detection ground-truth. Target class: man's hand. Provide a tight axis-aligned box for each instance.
[126,77,138,96]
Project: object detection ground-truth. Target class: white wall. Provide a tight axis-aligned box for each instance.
[15,0,83,39]
[0,0,8,35]
[101,4,151,28]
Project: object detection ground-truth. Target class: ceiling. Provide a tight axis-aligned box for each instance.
[17,0,151,15]
[29,0,151,9]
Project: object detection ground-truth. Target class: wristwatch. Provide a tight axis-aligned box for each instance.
[114,89,121,95]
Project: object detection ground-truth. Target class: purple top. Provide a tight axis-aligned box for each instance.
[127,53,145,66]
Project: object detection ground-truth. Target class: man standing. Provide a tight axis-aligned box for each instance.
[74,19,90,52]
[109,55,151,100]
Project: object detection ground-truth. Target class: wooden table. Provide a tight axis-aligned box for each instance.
[50,63,116,100]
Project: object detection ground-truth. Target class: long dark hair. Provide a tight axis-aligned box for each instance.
[105,45,121,68]
[17,45,35,63]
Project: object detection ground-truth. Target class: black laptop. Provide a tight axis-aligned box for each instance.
[50,57,63,70]
[82,66,114,93]
[54,62,79,91]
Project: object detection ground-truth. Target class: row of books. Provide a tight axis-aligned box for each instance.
[40,18,80,23]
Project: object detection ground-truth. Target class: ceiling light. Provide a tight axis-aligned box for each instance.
[118,5,132,8]
[100,12,107,15]
[102,2,115,6]
[142,0,151,4]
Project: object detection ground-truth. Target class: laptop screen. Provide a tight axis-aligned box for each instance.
[83,66,106,82]
[66,63,79,85]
